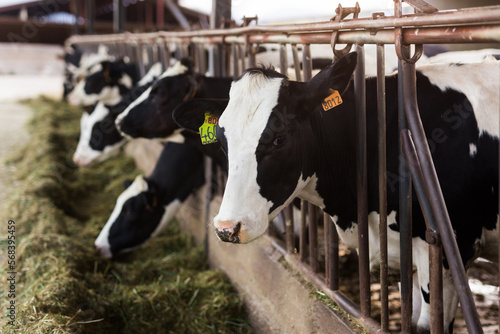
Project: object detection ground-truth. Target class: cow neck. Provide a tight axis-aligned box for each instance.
[145,142,205,206]
[304,83,360,227]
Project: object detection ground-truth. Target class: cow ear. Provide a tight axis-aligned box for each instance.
[173,99,228,133]
[179,57,194,72]
[123,179,133,189]
[307,52,357,100]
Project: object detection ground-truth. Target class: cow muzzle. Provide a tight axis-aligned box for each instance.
[215,221,241,244]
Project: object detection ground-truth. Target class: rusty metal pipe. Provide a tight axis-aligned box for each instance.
[400,129,444,334]
[300,200,308,262]
[354,44,370,318]
[398,59,413,334]
[285,205,294,254]
[376,43,389,333]
[308,202,318,272]
[402,60,482,333]
[302,44,312,82]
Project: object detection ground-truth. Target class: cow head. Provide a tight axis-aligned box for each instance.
[94,175,178,258]
[115,60,193,139]
[73,102,126,167]
[175,52,357,243]
[68,59,137,107]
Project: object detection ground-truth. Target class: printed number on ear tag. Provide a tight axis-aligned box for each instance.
[199,112,218,145]
[322,89,343,111]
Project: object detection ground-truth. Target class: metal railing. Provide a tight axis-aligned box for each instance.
[66,2,500,333]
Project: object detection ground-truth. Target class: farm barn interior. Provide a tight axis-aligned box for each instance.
[0,0,500,333]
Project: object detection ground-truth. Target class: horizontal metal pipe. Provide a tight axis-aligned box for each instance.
[66,5,500,45]
[66,23,500,47]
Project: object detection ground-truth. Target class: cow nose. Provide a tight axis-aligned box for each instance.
[95,245,112,258]
[215,222,241,243]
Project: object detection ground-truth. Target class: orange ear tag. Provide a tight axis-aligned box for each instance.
[199,112,218,145]
[322,89,343,111]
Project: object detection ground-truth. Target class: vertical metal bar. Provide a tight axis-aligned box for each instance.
[204,156,213,255]
[330,216,339,291]
[376,43,389,332]
[401,130,444,334]
[324,212,330,285]
[232,43,239,79]
[398,57,413,334]
[156,0,164,29]
[135,42,146,78]
[302,44,312,82]
[247,43,256,68]
[85,0,94,34]
[402,60,482,334]
[213,44,222,77]
[285,205,294,253]
[308,203,318,272]
[291,44,302,82]
[239,44,245,74]
[113,0,125,33]
[279,44,288,76]
[72,0,80,35]
[161,40,170,68]
[429,242,444,334]
[300,200,308,262]
[354,44,370,318]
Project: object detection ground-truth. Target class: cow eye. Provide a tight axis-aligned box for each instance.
[272,135,286,148]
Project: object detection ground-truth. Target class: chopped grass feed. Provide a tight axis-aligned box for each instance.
[0,96,252,333]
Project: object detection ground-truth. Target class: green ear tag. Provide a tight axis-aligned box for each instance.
[199,112,218,145]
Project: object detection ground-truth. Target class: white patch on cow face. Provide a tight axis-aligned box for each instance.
[417,59,500,138]
[95,175,148,258]
[73,103,125,166]
[68,79,122,106]
[469,143,477,157]
[119,73,133,89]
[214,72,284,242]
[115,61,188,129]
[137,62,162,86]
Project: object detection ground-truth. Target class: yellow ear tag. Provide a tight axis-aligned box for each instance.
[199,112,218,145]
[322,89,343,111]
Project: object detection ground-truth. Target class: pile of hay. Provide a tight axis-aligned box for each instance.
[1,97,252,333]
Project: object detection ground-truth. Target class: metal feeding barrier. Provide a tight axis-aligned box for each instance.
[67,1,500,333]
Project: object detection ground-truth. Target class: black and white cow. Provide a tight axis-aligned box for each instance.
[115,60,232,140]
[73,63,163,167]
[94,141,205,258]
[173,53,500,333]
[68,58,140,107]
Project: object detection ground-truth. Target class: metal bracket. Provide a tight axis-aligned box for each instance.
[242,16,258,27]
[394,0,423,63]
[330,2,361,60]
[425,229,441,246]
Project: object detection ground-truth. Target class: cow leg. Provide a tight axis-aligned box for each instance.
[412,272,422,325]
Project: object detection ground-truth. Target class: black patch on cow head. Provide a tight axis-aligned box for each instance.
[173,99,228,133]
[305,52,357,103]
[108,179,165,256]
[83,60,138,96]
[89,106,124,151]
[237,65,288,81]
[119,73,196,139]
